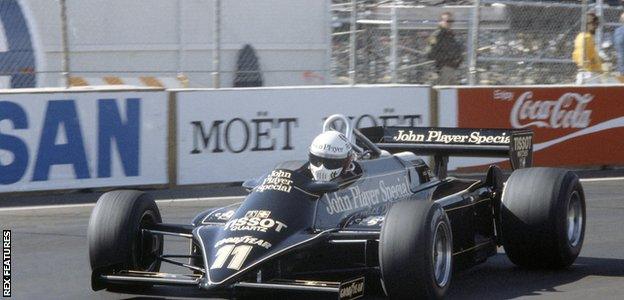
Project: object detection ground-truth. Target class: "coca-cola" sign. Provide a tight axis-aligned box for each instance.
[495,91,593,129]
[456,86,624,169]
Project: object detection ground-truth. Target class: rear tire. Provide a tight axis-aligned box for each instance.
[501,167,586,269]
[87,190,163,290]
[379,200,453,299]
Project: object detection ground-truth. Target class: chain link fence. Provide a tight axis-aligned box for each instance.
[60,0,201,88]
[0,0,37,88]
[1,0,333,89]
[473,0,583,85]
[1,0,623,88]
[331,0,470,85]
[330,0,624,85]
[470,0,624,84]
[59,0,332,88]
[597,4,624,79]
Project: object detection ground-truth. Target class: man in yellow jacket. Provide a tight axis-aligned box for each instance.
[572,13,603,84]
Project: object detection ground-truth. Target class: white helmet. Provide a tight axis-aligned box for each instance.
[308,131,353,181]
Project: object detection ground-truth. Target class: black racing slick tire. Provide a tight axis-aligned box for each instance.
[379,200,453,300]
[87,190,163,290]
[501,167,586,269]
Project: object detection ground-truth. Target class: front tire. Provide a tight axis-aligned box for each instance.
[379,200,453,299]
[501,167,586,269]
[87,190,163,290]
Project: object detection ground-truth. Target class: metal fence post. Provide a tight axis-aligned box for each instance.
[60,0,70,88]
[213,0,221,88]
[596,0,604,49]
[390,0,398,83]
[349,0,356,85]
[468,0,480,85]
[176,0,183,75]
[580,0,587,84]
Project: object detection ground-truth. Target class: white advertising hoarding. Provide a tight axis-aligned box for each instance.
[0,89,168,192]
[176,85,430,184]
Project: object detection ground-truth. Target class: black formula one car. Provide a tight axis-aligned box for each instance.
[87,115,586,299]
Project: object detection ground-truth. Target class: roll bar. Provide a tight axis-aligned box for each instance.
[322,114,382,158]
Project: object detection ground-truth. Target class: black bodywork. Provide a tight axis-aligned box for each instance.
[97,126,533,298]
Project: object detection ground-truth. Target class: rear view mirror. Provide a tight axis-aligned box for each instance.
[242,179,259,191]
[306,181,340,194]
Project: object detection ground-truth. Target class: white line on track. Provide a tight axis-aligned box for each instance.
[580,176,624,182]
[1,176,623,212]
[0,196,245,212]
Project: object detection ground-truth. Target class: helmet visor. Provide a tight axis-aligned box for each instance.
[309,153,345,169]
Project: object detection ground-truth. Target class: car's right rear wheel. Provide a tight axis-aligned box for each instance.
[379,200,453,299]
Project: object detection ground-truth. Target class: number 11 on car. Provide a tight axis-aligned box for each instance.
[210,245,253,270]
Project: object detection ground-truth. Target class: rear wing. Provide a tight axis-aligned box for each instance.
[358,126,533,178]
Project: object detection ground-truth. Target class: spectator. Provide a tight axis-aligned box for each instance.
[613,12,624,81]
[426,12,463,85]
[572,13,603,84]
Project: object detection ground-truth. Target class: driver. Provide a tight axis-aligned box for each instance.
[308,130,355,181]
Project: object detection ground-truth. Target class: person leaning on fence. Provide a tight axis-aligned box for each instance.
[426,12,463,85]
[572,13,603,84]
[613,12,624,83]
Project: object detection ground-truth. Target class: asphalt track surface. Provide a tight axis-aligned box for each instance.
[2,178,624,300]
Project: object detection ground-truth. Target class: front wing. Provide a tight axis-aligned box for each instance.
[95,223,377,299]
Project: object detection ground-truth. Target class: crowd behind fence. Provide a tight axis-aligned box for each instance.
[2,0,623,89]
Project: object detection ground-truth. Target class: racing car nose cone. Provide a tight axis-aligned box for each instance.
[194,224,284,285]
[195,224,315,286]
[195,183,318,286]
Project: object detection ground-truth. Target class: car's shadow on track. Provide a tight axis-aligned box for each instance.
[447,254,624,299]
[117,254,624,300]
